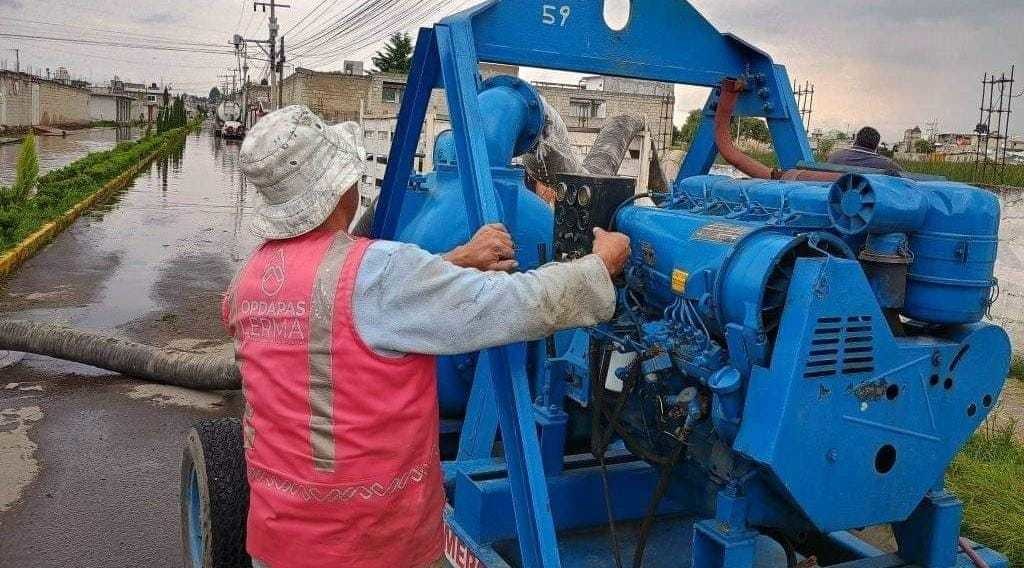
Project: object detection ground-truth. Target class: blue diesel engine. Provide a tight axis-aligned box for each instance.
[607,172,1008,535]
[385,70,1012,566]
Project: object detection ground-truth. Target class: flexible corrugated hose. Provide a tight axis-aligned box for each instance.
[0,319,239,390]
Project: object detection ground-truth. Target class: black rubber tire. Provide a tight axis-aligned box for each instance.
[180,418,251,568]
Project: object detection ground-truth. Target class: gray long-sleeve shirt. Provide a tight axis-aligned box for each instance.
[827,146,902,173]
[353,241,616,356]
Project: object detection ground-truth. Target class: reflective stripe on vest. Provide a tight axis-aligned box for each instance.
[307,234,354,472]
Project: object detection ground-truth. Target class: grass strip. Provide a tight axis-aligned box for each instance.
[1010,355,1024,382]
[947,421,1024,566]
[0,126,190,254]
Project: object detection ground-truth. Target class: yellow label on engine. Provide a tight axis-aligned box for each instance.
[671,269,689,295]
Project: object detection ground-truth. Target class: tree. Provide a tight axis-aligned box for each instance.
[209,87,222,104]
[372,32,414,74]
[678,109,703,147]
[914,139,935,154]
[733,117,771,144]
[814,138,837,162]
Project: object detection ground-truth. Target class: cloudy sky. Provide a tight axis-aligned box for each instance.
[2,0,1022,143]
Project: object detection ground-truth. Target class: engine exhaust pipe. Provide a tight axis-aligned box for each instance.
[713,78,841,183]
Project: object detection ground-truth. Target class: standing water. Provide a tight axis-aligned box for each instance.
[0,126,139,186]
[0,125,258,567]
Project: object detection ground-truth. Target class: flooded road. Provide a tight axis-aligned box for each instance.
[0,126,140,186]
[0,126,258,567]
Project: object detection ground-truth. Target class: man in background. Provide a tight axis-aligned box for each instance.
[828,126,902,174]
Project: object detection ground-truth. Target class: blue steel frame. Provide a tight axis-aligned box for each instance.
[372,2,815,566]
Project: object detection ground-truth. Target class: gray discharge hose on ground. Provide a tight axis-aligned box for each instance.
[0,319,240,390]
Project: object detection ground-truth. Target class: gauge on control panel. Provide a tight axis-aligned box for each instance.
[578,185,593,207]
[556,182,569,202]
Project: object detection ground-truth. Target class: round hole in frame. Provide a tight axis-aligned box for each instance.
[967,404,977,417]
[603,0,631,31]
[874,444,897,474]
[885,384,900,400]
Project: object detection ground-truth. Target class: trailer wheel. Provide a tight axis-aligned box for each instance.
[180,418,251,568]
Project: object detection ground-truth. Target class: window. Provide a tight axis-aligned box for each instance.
[366,154,374,161]
[382,82,405,104]
[629,149,641,159]
[374,178,383,187]
[147,95,156,102]
[569,98,606,119]
[365,130,374,139]
[376,156,388,165]
[378,131,387,141]
[360,195,372,206]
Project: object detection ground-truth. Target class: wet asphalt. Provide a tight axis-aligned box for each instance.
[0,126,257,567]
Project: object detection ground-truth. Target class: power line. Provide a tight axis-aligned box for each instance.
[15,42,229,71]
[292,0,467,63]
[295,0,461,66]
[284,0,338,36]
[286,0,382,53]
[0,32,235,55]
[234,0,248,32]
[1,17,228,48]
[294,0,418,58]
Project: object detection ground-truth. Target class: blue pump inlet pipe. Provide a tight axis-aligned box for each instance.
[433,75,545,168]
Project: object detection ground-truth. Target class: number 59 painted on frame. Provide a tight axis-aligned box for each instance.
[542,4,571,27]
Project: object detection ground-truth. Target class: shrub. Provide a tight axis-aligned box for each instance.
[11,132,39,203]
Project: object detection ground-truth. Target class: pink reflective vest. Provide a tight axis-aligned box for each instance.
[224,231,444,568]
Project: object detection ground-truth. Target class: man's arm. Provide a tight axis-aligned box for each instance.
[353,230,627,356]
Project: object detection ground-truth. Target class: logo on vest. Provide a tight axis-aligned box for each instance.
[242,248,309,343]
[260,249,287,297]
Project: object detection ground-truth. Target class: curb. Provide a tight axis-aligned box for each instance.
[0,128,190,279]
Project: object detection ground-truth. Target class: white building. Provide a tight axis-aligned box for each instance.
[357,112,450,221]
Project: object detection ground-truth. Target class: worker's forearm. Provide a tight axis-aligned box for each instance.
[353,242,616,356]
[495,254,616,344]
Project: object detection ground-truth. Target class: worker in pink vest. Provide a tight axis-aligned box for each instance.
[226,106,630,568]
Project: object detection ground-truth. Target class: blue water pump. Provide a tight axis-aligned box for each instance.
[371,2,1012,567]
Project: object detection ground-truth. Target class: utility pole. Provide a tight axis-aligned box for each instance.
[254,0,290,111]
[277,36,285,109]
[218,73,234,100]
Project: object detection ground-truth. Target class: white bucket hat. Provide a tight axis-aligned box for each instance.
[240,105,366,240]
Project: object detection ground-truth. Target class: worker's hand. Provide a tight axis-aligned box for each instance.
[592,228,630,278]
[445,223,518,272]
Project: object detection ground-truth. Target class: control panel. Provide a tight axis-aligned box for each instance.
[552,173,636,261]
